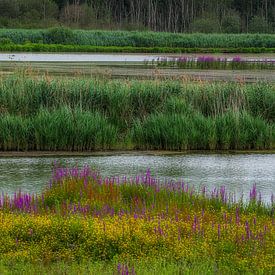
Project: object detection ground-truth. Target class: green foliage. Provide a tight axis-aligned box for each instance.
[0,38,13,45]
[132,112,273,150]
[0,43,274,53]
[0,166,274,272]
[249,16,271,33]
[221,13,241,33]
[0,76,274,151]
[44,27,76,44]
[0,0,20,18]
[0,29,274,48]
[0,0,274,33]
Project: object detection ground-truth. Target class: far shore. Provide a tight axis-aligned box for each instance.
[0,150,275,158]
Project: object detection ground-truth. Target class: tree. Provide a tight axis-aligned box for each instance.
[191,15,221,33]
[0,0,20,18]
[221,11,241,33]
[249,15,270,33]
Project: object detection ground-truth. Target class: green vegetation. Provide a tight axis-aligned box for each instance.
[0,29,274,49]
[0,166,274,273]
[0,75,274,151]
[0,260,235,275]
[0,28,274,53]
[1,43,274,54]
[0,0,274,33]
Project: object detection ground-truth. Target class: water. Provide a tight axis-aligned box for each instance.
[0,153,274,203]
[0,53,274,63]
[0,53,160,63]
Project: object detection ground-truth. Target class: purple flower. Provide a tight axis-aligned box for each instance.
[232,56,242,62]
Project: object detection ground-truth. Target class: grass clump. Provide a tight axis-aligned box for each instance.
[132,112,273,150]
[0,108,118,151]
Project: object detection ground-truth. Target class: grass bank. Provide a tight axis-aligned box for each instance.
[1,43,275,54]
[0,166,274,273]
[0,76,274,151]
[0,29,275,53]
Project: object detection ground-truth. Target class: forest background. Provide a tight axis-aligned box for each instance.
[0,0,274,33]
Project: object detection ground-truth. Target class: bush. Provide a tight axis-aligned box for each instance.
[44,27,76,44]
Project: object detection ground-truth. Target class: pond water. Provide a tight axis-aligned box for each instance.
[0,153,274,203]
[0,53,160,63]
[0,53,274,63]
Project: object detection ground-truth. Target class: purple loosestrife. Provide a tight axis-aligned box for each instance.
[220,186,227,203]
[245,221,251,240]
[250,184,257,201]
[232,56,242,62]
[236,208,240,225]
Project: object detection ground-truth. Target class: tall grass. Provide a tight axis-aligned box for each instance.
[0,29,275,48]
[0,76,274,122]
[132,112,274,150]
[1,43,274,53]
[0,108,117,151]
[0,76,274,151]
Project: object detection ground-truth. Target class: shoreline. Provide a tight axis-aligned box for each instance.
[0,149,275,158]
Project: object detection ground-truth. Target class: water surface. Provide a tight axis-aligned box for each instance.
[0,153,274,203]
[0,53,274,62]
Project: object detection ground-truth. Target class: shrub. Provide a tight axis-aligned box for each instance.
[44,27,76,44]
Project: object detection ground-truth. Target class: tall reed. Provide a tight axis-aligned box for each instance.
[132,112,274,150]
[0,76,274,151]
[0,29,274,48]
[0,108,118,151]
[0,76,274,122]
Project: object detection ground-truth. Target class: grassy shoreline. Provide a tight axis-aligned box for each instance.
[0,29,275,53]
[0,166,274,273]
[1,44,275,53]
[1,149,275,158]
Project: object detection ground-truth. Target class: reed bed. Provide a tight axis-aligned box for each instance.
[1,43,275,54]
[132,112,274,150]
[0,108,117,151]
[0,29,275,48]
[0,166,274,273]
[0,76,274,151]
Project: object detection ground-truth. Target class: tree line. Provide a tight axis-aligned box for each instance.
[0,0,274,33]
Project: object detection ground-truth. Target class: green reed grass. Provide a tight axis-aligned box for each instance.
[0,76,274,121]
[0,108,117,151]
[0,29,275,48]
[1,43,275,53]
[0,76,274,151]
[132,112,274,150]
